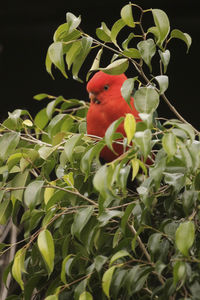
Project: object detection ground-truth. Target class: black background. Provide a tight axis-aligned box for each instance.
[0,1,199,128]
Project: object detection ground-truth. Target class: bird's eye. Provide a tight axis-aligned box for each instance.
[104,85,109,91]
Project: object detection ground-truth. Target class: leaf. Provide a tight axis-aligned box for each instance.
[158,49,170,73]
[170,29,192,52]
[24,181,44,209]
[44,182,56,205]
[0,198,12,225]
[105,117,124,152]
[152,9,170,48]
[64,134,83,163]
[173,261,186,285]
[137,39,156,72]
[48,42,68,78]
[80,141,105,180]
[134,129,152,161]
[124,113,136,144]
[72,36,93,81]
[109,250,130,267]
[102,266,116,299]
[66,12,81,33]
[61,254,73,284]
[134,87,159,114]
[162,132,177,157]
[11,170,29,201]
[45,51,53,78]
[122,48,141,59]
[120,4,135,28]
[45,295,58,300]
[96,22,111,42]
[87,48,103,81]
[71,207,94,239]
[111,18,126,47]
[34,108,49,130]
[94,255,108,272]
[0,132,20,162]
[12,248,26,290]
[131,158,140,181]
[121,77,137,107]
[37,229,55,275]
[154,75,169,94]
[99,58,129,75]
[79,291,93,300]
[98,210,123,227]
[66,40,82,69]
[175,221,195,256]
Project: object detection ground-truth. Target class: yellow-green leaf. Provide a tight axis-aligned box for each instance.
[102,266,116,299]
[131,158,140,181]
[109,250,130,267]
[22,119,33,127]
[79,291,93,300]
[124,113,136,144]
[12,248,26,290]
[99,58,129,75]
[120,4,135,28]
[175,221,195,256]
[37,229,55,275]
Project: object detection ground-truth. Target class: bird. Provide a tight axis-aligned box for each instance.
[86,71,141,162]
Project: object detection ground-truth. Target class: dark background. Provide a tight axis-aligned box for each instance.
[0,1,199,128]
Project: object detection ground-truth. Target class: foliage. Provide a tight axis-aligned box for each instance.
[0,2,200,300]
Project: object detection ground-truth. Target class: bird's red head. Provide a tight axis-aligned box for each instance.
[86,71,127,104]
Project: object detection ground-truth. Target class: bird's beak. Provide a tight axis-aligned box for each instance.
[89,92,100,104]
[89,92,95,103]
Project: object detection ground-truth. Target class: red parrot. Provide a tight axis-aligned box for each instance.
[86,71,141,162]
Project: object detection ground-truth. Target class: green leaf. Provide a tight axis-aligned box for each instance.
[61,254,73,284]
[170,29,192,52]
[80,141,105,180]
[111,18,126,47]
[24,181,44,209]
[87,48,103,81]
[124,113,136,144]
[121,77,137,107]
[71,206,94,239]
[0,198,12,225]
[72,36,93,81]
[137,39,156,72]
[64,133,83,163]
[154,75,169,94]
[48,42,68,78]
[94,255,108,272]
[173,261,186,285]
[164,120,195,141]
[0,132,20,162]
[45,295,58,300]
[134,129,152,161]
[11,170,29,201]
[175,221,195,256]
[53,23,69,42]
[102,266,116,299]
[96,22,111,42]
[45,51,53,78]
[134,87,159,114]
[37,229,55,275]
[162,132,177,157]
[152,9,170,47]
[33,93,49,101]
[158,49,170,73]
[66,12,81,33]
[122,48,141,59]
[110,250,130,267]
[79,291,93,300]
[98,210,123,227]
[120,4,135,28]
[122,33,135,49]
[131,158,140,181]
[99,58,129,75]
[34,108,49,130]
[12,248,26,290]
[105,117,124,152]
[120,202,135,233]
[66,40,82,69]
